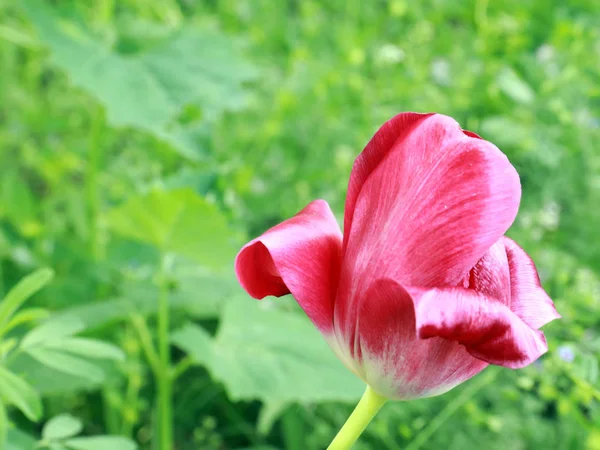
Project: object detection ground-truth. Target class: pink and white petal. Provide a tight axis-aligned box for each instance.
[346,279,487,400]
[235,200,342,334]
[336,113,521,341]
[415,287,548,369]
[503,237,560,329]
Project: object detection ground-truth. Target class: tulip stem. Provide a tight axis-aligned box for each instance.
[327,385,388,450]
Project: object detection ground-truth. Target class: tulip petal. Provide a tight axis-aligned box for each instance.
[235,200,342,334]
[463,239,511,305]
[416,287,548,369]
[336,113,521,343]
[343,113,521,288]
[343,112,433,243]
[351,279,487,400]
[503,237,560,329]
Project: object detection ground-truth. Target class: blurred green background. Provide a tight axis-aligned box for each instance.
[0,0,599,449]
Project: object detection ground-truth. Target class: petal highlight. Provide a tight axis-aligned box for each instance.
[235,200,343,334]
[503,237,560,329]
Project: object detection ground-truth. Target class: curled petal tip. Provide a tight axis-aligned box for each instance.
[235,199,343,333]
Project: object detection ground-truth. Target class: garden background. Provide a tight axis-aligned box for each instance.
[0,0,599,449]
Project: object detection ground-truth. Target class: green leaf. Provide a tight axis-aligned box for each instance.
[0,339,18,358]
[172,300,364,407]
[47,275,234,333]
[108,188,238,269]
[497,67,535,104]
[6,353,116,395]
[2,308,51,335]
[26,349,105,383]
[0,170,40,236]
[43,414,83,440]
[0,268,54,334]
[42,338,125,361]
[64,436,137,450]
[6,428,37,450]
[21,0,256,160]
[0,401,7,449]
[49,445,69,450]
[21,315,85,349]
[0,366,42,421]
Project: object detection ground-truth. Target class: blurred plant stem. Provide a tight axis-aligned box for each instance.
[86,106,104,262]
[281,407,305,450]
[327,386,387,450]
[404,368,499,450]
[130,256,174,449]
[156,254,173,450]
[96,0,116,25]
[102,388,121,435]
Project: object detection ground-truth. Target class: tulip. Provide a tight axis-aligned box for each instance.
[235,112,560,448]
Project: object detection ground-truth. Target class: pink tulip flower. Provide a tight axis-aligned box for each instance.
[235,112,560,400]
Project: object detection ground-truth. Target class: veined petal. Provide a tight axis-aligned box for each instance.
[343,112,433,244]
[416,287,548,369]
[503,237,560,329]
[336,113,521,342]
[463,240,511,305]
[235,200,342,334]
[349,279,487,400]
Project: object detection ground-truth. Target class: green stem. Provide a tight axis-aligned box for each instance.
[327,386,387,450]
[156,256,173,450]
[281,407,304,450]
[86,107,104,262]
[101,388,121,435]
[130,314,161,377]
[171,356,194,381]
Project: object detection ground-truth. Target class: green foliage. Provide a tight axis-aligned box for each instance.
[0,365,42,421]
[39,414,137,450]
[21,0,256,160]
[43,414,84,440]
[173,298,363,431]
[108,188,238,269]
[0,268,54,335]
[0,0,598,449]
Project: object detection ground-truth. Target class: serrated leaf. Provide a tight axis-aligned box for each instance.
[0,268,54,334]
[172,300,364,407]
[21,0,256,160]
[26,348,105,383]
[107,188,237,269]
[43,338,125,361]
[0,366,42,421]
[43,414,83,440]
[64,436,137,450]
[21,315,85,348]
